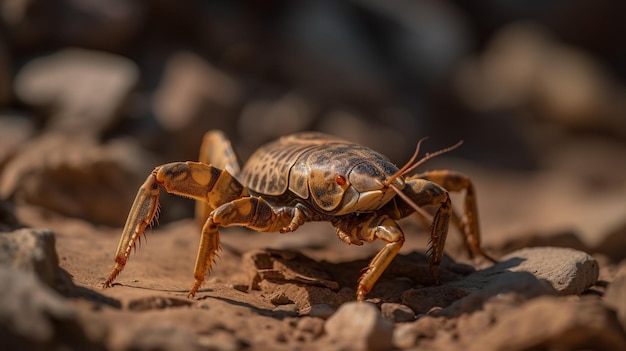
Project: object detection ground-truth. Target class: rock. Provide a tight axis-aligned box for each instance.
[466,297,626,351]
[392,315,444,349]
[501,247,599,295]
[14,48,138,136]
[0,228,62,288]
[294,316,325,341]
[0,267,105,350]
[323,302,393,351]
[0,134,156,226]
[308,304,335,319]
[380,303,415,323]
[604,275,626,332]
[269,292,292,305]
[272,304,299,317]
[401,285,470,315]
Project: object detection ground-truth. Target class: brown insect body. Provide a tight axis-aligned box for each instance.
[103,130,495,301]
[242,132,403,220]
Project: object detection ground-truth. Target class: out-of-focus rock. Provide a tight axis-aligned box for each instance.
[392,315,444,349]
[0,267,105,350]
[454,22,626,138]
[467,297,626,351]
[152,51,241,161]
[14,48,138,136]
[0,134,156,226]
[323,301,393,351]
[0,228,62,288]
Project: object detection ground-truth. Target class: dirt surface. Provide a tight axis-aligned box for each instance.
[2,2,626,350]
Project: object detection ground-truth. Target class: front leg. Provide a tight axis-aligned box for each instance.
[103,161,246,289]
[188,197,305,297]
[333,214,405,301]
[415,170,496,262]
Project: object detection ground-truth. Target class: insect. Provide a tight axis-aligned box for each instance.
[103,130,495,301]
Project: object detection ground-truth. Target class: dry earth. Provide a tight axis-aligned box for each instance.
[2,2,626,350]
[1,143,626,350]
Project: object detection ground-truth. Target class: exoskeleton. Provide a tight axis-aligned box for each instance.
[104,131,494,300]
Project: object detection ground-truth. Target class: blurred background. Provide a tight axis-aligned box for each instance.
[1,0,625,260]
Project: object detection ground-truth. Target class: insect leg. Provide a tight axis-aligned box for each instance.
[188,197,301,297]
[103,173,160,288]
[333,214,405,301]
[195,130,242,226]
[389,178,453,285]
[415,170,496,262]
[104,161,246,290]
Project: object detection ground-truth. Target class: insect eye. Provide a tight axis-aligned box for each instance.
[335,175,347,186]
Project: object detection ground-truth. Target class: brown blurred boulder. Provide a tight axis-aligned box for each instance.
[14,48,138,136]
[0,134,156,226]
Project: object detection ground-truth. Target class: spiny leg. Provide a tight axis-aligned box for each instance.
[188,196,303,298]
[416,170,496,262]
[195,130,242,226]
[103,161,245,289]
[103,173,160,287]
[385,178,454,285]
[333,214,405,301]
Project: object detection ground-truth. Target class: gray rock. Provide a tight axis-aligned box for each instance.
[0,228,61,288]
[501,246,599,295]
[323,302,393,351]
[14,48,138,136]
[380,303,415,323]
[0,267,104,350]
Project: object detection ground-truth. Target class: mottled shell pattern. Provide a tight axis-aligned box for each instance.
[241,132,403,213]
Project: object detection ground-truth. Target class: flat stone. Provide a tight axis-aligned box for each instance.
[501,246,599,295]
